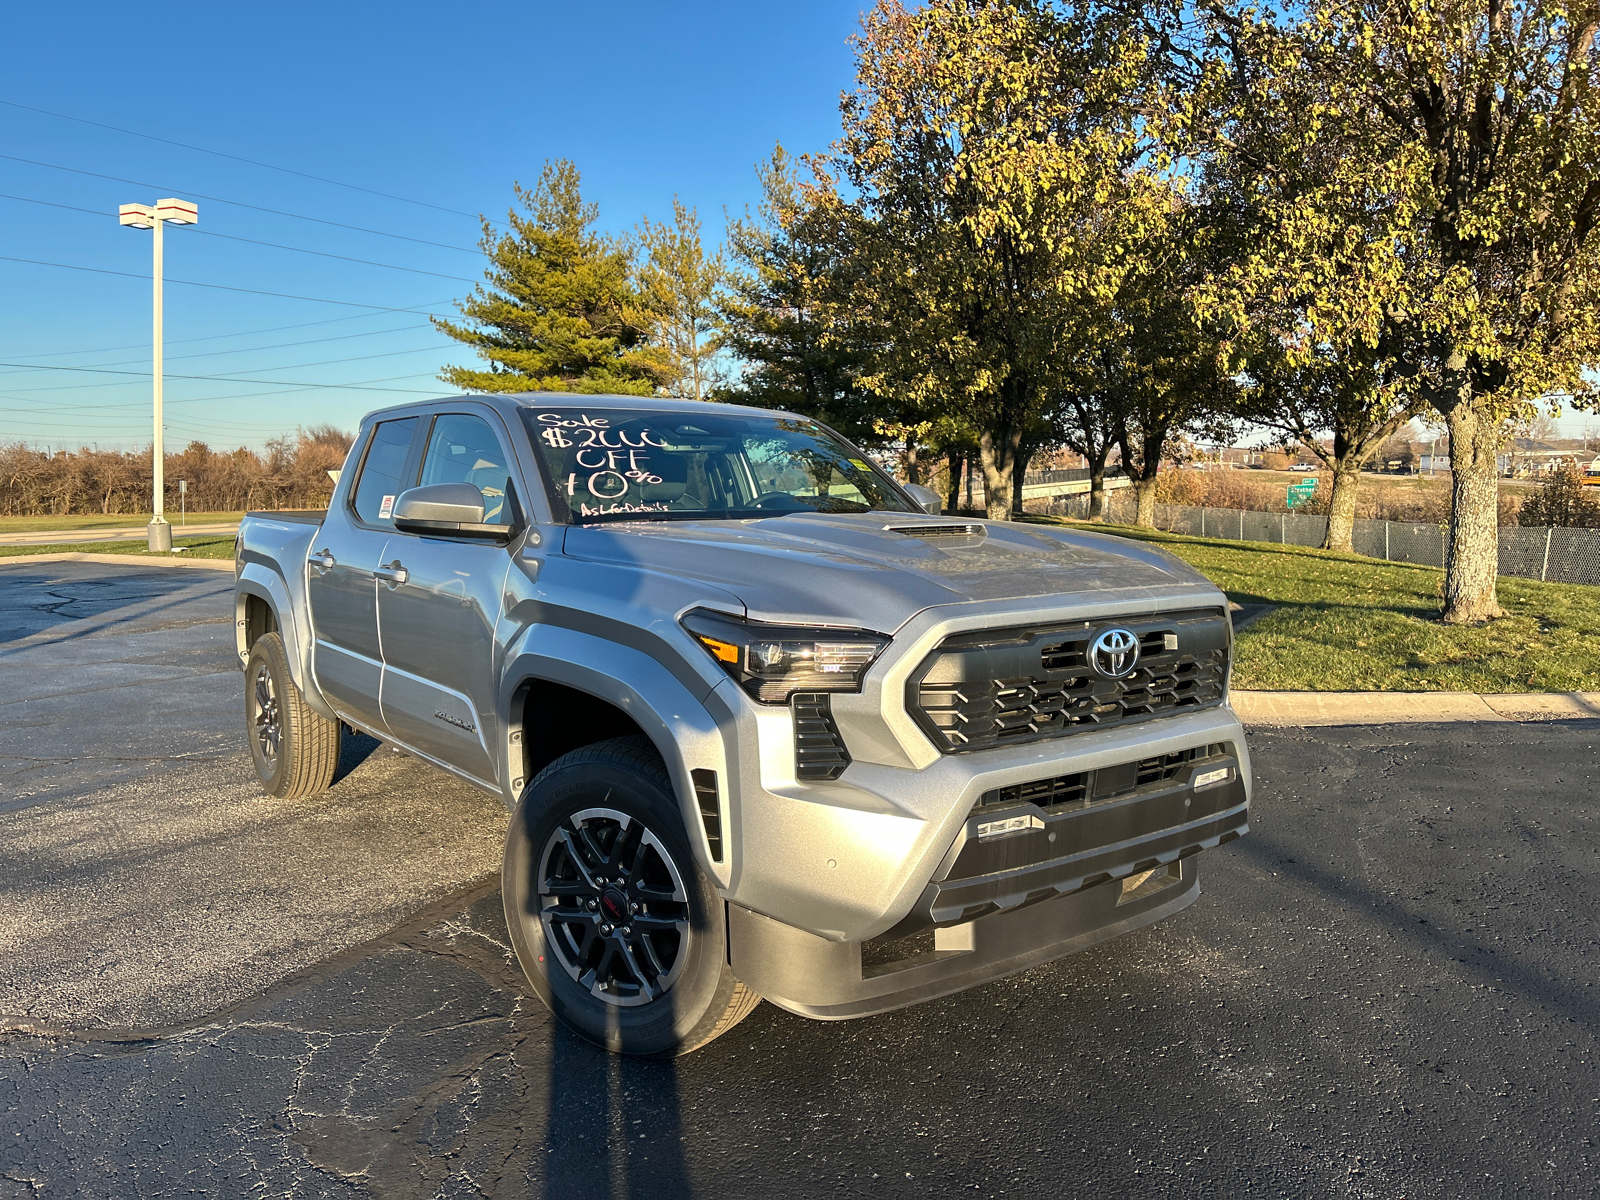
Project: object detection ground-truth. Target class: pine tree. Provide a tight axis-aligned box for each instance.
[435,161,664,395]
[635,198,728,402]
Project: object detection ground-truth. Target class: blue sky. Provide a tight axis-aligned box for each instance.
[0,1,864,451]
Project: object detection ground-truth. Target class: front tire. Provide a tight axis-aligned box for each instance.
[502,737,759,1056]
[244,632,340,800]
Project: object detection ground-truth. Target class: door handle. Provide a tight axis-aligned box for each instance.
[311,548,336,573]
[374,561,409,587]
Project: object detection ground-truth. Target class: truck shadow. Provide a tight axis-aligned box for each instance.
[331,727,384,785]
[539,1020,693,1200]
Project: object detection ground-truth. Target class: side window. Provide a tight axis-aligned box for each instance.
[351,417,419,525]
[418,414,514,525]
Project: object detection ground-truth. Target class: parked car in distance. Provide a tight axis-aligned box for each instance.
[234,394,1251,1055]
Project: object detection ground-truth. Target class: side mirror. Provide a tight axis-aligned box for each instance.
[392,483,508,540]
[903,483,943,515]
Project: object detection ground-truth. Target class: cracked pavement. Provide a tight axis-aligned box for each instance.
[2,561,1598,1198]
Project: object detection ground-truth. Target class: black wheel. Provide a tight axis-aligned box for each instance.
[502,736,760,1056]
[244,632,340,800]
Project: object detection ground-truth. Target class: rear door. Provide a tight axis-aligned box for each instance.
[375,410,518,784]
[306,415,421,735]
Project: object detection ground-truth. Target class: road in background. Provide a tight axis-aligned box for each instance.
[1,562,1596,1197]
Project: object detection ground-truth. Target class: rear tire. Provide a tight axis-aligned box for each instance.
[244,632,340,800]
[502,736,759,1056]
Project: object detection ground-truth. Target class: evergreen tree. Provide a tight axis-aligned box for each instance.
[717,146,877,443]
[435,161,663,395]
[635,198,728,401]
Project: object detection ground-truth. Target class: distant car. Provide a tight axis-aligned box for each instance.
[1288,463,1317,472]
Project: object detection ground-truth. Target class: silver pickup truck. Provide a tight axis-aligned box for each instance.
[234,394,1250,1056]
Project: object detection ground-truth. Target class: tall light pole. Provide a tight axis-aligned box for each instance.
[119,198,198,551]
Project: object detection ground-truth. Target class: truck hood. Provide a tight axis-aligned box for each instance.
[560,512,1218,632]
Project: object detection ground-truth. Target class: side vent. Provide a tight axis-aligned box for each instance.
[691,768,722,862]
[792,693,850,780]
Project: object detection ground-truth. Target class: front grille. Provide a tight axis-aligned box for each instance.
[909,609,1229,753]
[793,693,850,780]
[978,744,1228,812]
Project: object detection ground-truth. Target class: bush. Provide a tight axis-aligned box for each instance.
[1517,463,1600,528]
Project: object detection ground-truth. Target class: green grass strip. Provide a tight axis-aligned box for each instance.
[0,535,236,560]
[1031,518,1600,694]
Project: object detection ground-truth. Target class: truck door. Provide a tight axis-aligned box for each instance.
[306,415,420,735]
[375,411,516,785]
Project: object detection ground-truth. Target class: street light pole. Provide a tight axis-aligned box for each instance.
[119,198,198,551]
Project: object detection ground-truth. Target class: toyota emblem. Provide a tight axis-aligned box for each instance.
[1089,627,1140,678]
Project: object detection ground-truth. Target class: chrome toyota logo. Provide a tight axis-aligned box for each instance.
[1089,627,1140,678]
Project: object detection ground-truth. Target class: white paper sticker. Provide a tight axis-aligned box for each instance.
[378,494,395,519]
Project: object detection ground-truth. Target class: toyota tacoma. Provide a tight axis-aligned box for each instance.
[234,394,1250,1055]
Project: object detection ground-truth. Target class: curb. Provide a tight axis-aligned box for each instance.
[0,551,235,572]
[1232,690,1600,727]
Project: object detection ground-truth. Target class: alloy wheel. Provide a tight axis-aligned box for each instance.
[251,663,280,771]
[536,807,691,1006]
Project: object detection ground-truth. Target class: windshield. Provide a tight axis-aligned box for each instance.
[521,406,918,524]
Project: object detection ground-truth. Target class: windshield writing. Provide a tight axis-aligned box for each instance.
[522,408,915,524]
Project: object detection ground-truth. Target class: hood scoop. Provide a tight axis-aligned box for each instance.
[882,521,988,543]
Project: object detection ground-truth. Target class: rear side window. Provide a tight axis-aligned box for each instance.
[351,417,419,525]
[418,413,513,525]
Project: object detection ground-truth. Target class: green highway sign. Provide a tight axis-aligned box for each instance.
[1286,479,1317,509]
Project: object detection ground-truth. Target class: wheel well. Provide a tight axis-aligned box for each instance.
[516,679,651,783]
[243,593,279,651]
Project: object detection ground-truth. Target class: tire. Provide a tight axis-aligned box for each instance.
[244,632,340,800]
[502,736,760,1056]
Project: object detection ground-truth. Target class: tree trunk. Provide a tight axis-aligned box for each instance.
[1010,446,1035,517]
[978,425,1022,522]
[945,450,964,514]
[964,454,974,511]
[1085,444,1110,521]
[1442,401,1503,623]
[904,442,922,486]
[1321,466,1360,552]
[1087,470,1105,520]
[1134,476,1158,528]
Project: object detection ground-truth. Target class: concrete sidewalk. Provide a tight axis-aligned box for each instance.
[0,522,238,547]
[1232,689,1600,725]
[0,550,235,571]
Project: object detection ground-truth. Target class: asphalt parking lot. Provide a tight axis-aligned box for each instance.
[1,561,1597,1198]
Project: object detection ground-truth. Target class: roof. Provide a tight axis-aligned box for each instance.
[358,391,803,426]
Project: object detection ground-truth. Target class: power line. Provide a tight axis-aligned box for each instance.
[0,323,431,376]
[0,360,443,394]
[0,97,492,223]
[0,307,447,362]
[0,254,447,312]
[0,342,444,388]
[0,154,484,254]
[0,192,481,283]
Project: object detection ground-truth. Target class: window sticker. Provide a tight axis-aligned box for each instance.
[378,494,396,519]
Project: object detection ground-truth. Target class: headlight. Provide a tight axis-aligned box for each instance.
[680,608,890,704]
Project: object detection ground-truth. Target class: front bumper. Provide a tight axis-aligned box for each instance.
[715,689,1250,943]
[729,856,1204,1020]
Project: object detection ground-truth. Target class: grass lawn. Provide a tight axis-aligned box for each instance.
[1028,517,1600,693]
[0,535,235,561]
[0,512,244,533]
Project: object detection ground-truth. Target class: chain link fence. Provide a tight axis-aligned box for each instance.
[1039,493,1600,585]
